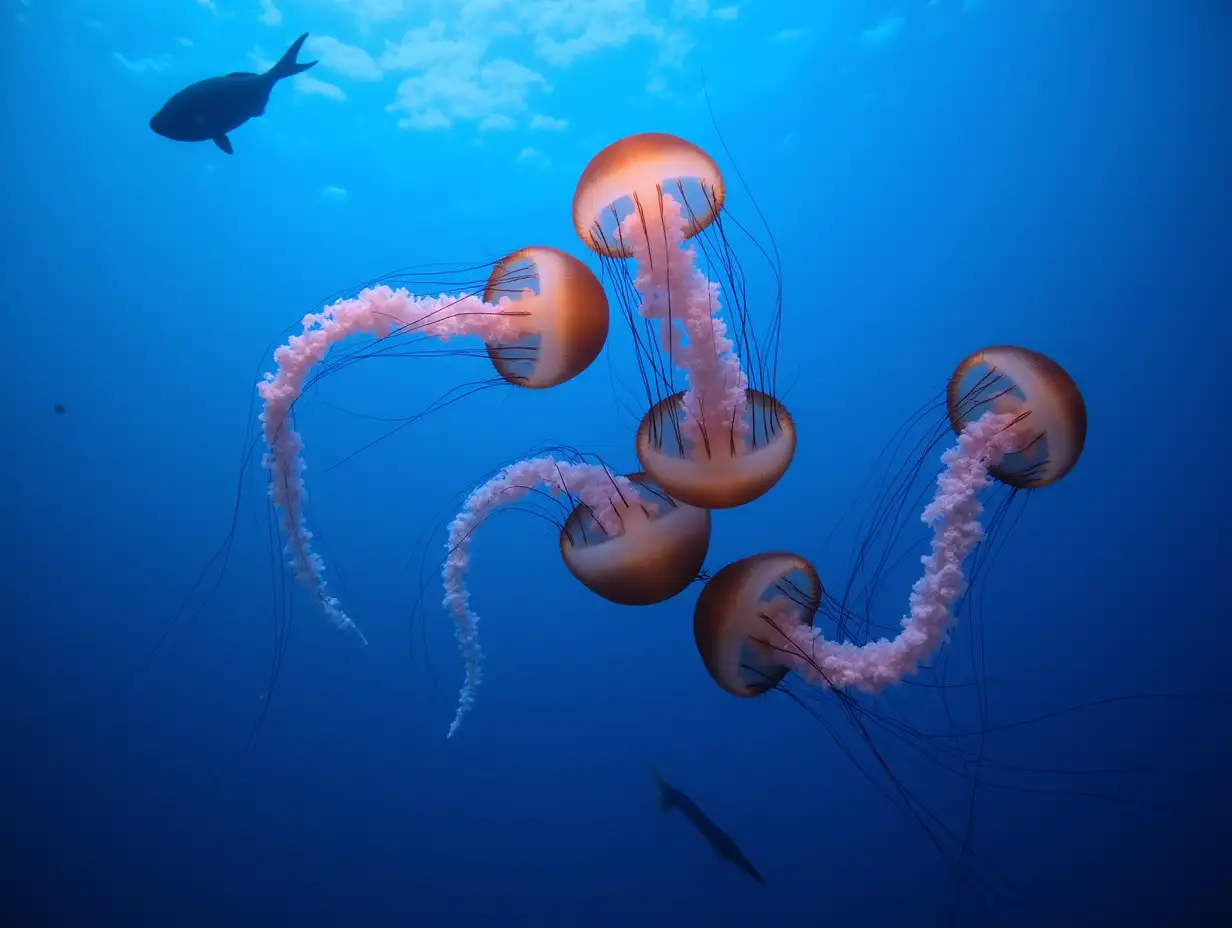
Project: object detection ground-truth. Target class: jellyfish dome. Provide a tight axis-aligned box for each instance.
[573,132,796,510]
[947,345,1087,489]
[560,472,710,606]
[571,132,725,258]
[483,246,610,389]
[693,552,821,698]
[635,390,797,510]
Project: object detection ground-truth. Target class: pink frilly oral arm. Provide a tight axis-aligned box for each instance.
[765,412,1022,691]
[442,458,635,738]
[620,195,749,446]
[257,286,520,644]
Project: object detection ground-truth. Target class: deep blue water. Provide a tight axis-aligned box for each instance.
[2,1,1230,925]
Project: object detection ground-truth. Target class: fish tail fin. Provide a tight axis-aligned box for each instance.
[268,32,316,82]
[651,765,671,816]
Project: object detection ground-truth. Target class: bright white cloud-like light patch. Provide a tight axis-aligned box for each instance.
[861,15,906,47]
[257,0,282,26]
[337,0,407,21]
[669,0,738,18]
[114,52,172,73]
[532,13,657,67]
[178,36,195,47]
[479,114,516,131]
[308,36,382,79]
[529,113,568,130]
[517,145,547,165]
[398,107,451,130]
[653,28,693,68]
[775,28,805,42]
[377,20,486,72]
[196,0,217,14]
[321,185,349,200]
[671,0,709,18]
[305,0,737,131]
[386,48,550,131]
[297,75,348,100]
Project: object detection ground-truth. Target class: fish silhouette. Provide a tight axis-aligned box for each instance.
[652,766,767,886]
[149,33,316,154]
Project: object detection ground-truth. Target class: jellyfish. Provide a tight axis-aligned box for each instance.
[258,246,609,644]
[693,345,1087,696]
[572,132,796,510]
[947,345,1087,490]
[441,453,710,737]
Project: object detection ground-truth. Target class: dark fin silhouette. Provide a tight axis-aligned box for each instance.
[225,71,258,78]
[267,33,316,82]
[213,134,233,154]
[53,403,66,414]
[651,766,671,816]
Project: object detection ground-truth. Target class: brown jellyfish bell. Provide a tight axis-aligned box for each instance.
[693,552,821,697]
[572,132,796,510]
[560,471,712,606]
[571,132,726,257]
[482,245,610,389]
[947,345,1087,489]
[634,390,797,510]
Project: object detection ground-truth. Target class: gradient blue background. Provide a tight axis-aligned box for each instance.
[2,1,1229,925]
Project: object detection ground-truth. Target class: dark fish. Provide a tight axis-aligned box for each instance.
[53,403,66,414]
[149,32,316,154]
[651,766,768,887]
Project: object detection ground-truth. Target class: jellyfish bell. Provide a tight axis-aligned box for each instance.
[693,552,821,698]
[482,245,609,389]
[560,471,711,606]
[947,345,1087,489]
[636,387,797,510]
[572,132,726,258]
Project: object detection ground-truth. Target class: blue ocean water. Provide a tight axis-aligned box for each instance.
[2,1,1229,925]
